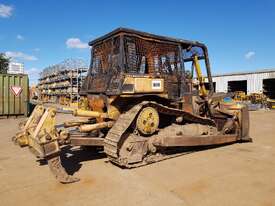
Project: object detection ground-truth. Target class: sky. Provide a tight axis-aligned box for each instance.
[1,0,275,85]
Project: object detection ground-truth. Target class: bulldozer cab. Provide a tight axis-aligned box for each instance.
[81,28,214,100]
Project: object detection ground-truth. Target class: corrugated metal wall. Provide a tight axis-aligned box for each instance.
[212,71,275,94]
[0,74,29,116]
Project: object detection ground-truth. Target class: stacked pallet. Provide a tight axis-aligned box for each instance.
[37,58,88,105]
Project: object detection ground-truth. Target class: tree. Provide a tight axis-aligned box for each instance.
[0,53,10,74]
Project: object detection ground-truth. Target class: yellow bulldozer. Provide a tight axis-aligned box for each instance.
[233,91,247,102]
[13,28,251,183]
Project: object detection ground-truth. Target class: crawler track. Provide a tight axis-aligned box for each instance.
[104,101,216,167]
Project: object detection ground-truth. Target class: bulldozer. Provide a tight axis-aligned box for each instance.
[233,91,247,102]
[13,28,251,183]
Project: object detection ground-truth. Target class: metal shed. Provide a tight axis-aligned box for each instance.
[211,69,275,97]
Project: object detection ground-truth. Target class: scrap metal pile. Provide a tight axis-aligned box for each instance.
[13,28,251,183]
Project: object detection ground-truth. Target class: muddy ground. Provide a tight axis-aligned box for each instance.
[0,110,274,206]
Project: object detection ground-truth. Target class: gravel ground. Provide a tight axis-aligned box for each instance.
[0,110,274,206]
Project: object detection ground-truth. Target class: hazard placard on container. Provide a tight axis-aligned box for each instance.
[10,86,23,96]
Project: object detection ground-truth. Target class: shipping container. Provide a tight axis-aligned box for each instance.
[0,73,29,117]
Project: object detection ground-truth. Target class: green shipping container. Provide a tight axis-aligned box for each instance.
[0,74,29,116]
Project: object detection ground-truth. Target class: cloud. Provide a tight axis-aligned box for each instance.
[0,4,13,18]
[66,38,88,49]
[245,51,255,60]
[25,67,40,75]
[25,68,41,85]
[5,51,38,61]
[16,34,24,40]
[25,67,37,73]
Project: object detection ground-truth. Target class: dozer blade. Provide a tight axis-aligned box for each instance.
[48,156,80,184]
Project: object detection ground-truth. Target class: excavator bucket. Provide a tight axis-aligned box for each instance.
[13,105,79,184]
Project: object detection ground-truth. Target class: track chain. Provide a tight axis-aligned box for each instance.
[104,101,216,165]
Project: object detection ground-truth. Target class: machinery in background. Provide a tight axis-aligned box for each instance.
[233,91,248,102]
[267,98,275,109]
[233,92,272,110]
[249,93,267,105]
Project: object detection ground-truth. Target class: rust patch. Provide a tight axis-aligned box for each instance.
[88,95,105,122]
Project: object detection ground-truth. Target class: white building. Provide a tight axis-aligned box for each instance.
[8,62,24,74]
[209,69,275,99]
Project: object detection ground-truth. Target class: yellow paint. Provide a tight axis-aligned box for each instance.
[137,106,159,135]
[73,109,109,118]
[193,55,207,97]
[122,76,164,94]
[107,104,120,120]
[79,121,114,132]
[14,105,45,147]
[16,107,61,157]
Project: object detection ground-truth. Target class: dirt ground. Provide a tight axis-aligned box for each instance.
[0,110,274,206]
